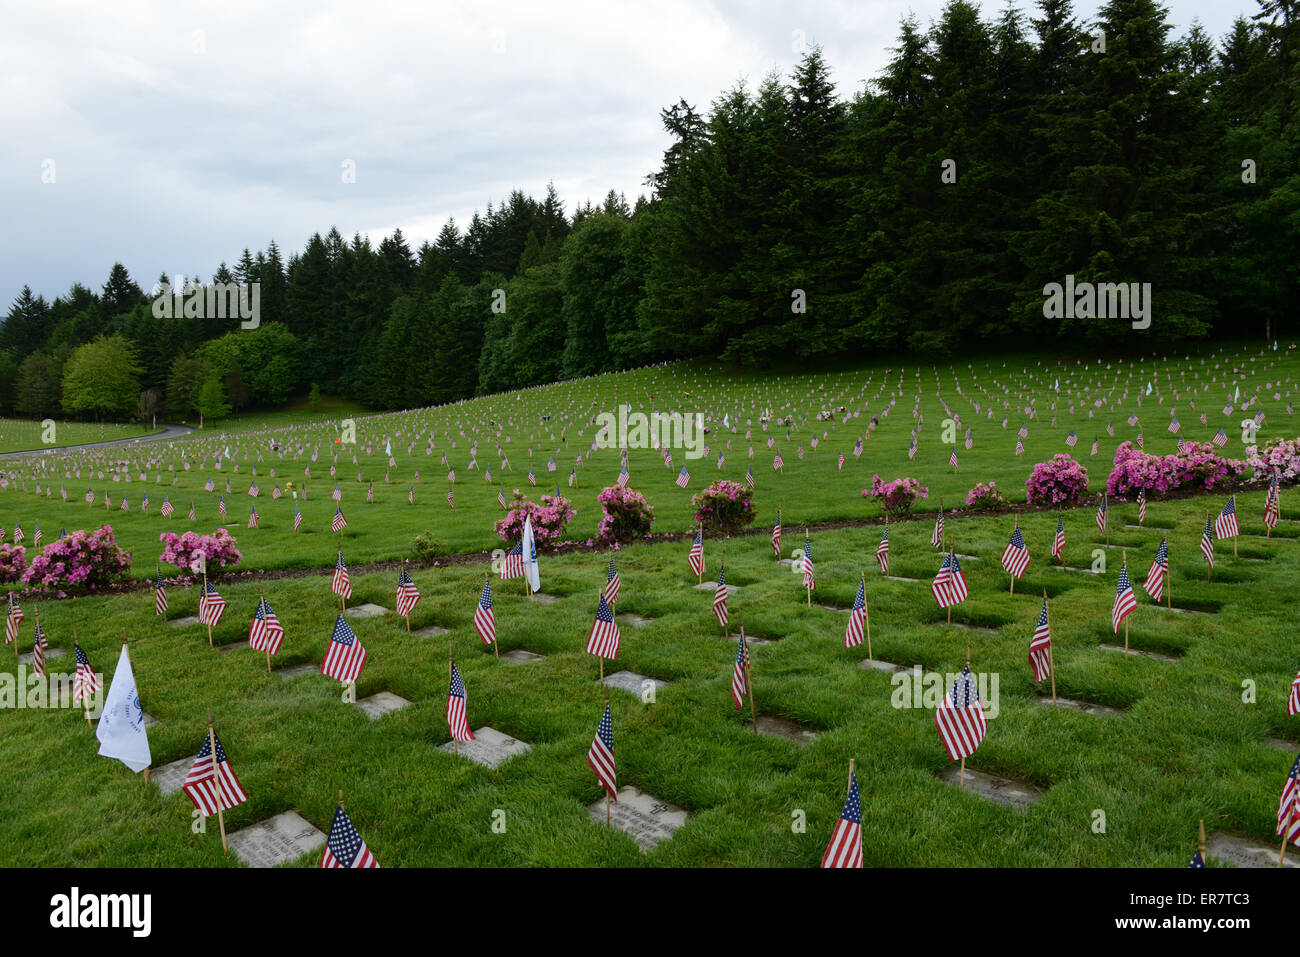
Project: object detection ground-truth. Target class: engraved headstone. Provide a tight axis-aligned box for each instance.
[938,766,1043,810]
[588,785,689,852]
[228,810,327,868]
[344,603,388,619]
[753,715,818,746]
[412,625,450,638]
[168,616,201,628]
[615,614,653,628]
[277,664,318,680]
[151,754,197,796]
[355,691,411,720]
[19,647,66,665]
[438,726,531,768]
[602,670,669,696]
[885,575,923,582]
[693,582,738,595]
[1037,696,1122,716]
[1206,831,1300,868]
[1099,643,1177,662]
[531,593,562,604]
[1049,565,1101,574]
[860,658,912,675]
[501,649,545,664]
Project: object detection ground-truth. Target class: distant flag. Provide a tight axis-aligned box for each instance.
[332,483,342,501]
[189,501,196,521]
[293,504,303,531]
[773,453,784,471]
[1200,514,1215,570]
[1091,435,1099,456]
[1112,558,1137,633]
[730,629,749,710]
[247,505,259,528]
[585,593,621,660]
[1065,430,1077,448]
[688,528,704,577]
[876,526,890,576]
[31,618,47,678]
[802,533,815,591]
[617,463,629,488]
[396,564,421,618]
[1277,755,1300,849]
[331,504,348,532]
[1137,487,1146,525]
[1143,538,1169,602]
[587,702,617,798]
[675,466,690,488]
[935,666,987,761]
[964,428,973,450]
[931,509,944,549]
[713,563,729,628]
[820,766,863,869]
[447,662,474,743]
[771,508,782,558]
[1015,436,1024,456]
[160,497,173,517]
[249,595,285,655]
[1051,513,1066,562]
[73,641,101,706]
[197,581,226,627]
[321,615,366,684]
[949,447,959,470]
[603,557,621,605]
[218,495,226,518]
[183,728,249,817]
[1000,524,1030,579]
[1265,472,1280,531]
[1029,598,1052,683]
[845,578,867,648]
[332,551,353,600]
[1096,494,1108,534]
[321,804,379,869]
[473,578,496,645]
[154,567,168,616]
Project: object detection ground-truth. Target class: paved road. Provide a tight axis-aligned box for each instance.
[0,422,197,461]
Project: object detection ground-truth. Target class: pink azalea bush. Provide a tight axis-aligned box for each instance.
[1245,437,1300,482]
[595,485,655,546]
[0,543,26,583]
[1025,454,1090,507]
[863,474,929,515]
[23,525,131,591]
[964,481,1005,510]
[159,528,242,574]
[692,479,755,536]
[494,490,575,550]
[1105,441,1246,496]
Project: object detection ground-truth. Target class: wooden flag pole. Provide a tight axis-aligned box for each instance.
[1198,819,1206,863]
[260,587,270,673]
[207,709,228,853]
[203,569,212,647]
[847,757,855,801]
[1280,833,1289,868]
[1045,589,1057,706]
[1233,532,1238,558]
[863,571,872,663]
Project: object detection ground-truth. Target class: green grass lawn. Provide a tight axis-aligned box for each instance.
[2,491,1298,866]
[0,418,158,454]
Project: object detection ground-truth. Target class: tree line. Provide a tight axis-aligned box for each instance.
[4,0,1297,420]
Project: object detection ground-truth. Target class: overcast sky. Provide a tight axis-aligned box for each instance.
[1,0,1256,310]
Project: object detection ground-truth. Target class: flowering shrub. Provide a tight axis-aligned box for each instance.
[494,490,575,550]
[1246,437,1300,482]
[1105,441,1246,497]
[159,528,242,574]
[964,481,1005,511]
[692,479,755,536]
[595,485,655,546]
[0,544,26,583]
[22,525,131,591]
[863,474,929,515]
[1025,454,1090,507]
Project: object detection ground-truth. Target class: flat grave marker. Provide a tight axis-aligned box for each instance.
[693,582,738,596]
[151,755,197,796]
[228,810,327,868]
[438,726,531,768]
[531,593,562,604]
[937,766,1043,810]
[412,625,450,638]
[277,663,318,680]
[615,613,653,628]
[1206,831,1300,869]
[500,648,545,664]
[167,616,200,628]
[19,647,66,665]
[860,658,914,675]
[354,691,411,720]
[588,785,689,852]
[1098,643,1178,663]
[602,670,669,697]
[753,715,818,746]
[1038,696,1122,717]
[344,603,388,619]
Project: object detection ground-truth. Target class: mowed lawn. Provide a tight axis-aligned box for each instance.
[0,340,1294,573]
[0,418,158,454]
[2,490,1298,866]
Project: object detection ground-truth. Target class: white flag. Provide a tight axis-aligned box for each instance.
[96,644,151,773]
[521,515,541,593]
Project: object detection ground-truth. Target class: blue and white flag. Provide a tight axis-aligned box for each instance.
[96,644,151,773]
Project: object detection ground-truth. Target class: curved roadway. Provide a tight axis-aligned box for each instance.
[0,422,197,460]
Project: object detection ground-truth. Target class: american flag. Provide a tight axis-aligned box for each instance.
[332,552,353,599]
[396,565,420,617]
[1212,428,1228,448]
[528,466,536,486]
[332,483,342,501]
[1137,487,1146,525]
[1136,427,1143,449]
[247,505,259,528]
[1214,496,1239,539]
[771,508,782,558]
[249,595,285,655]
[293,504,303,531]
[331,505,348,532]
[1128,413,1139,427]
[30,619,47,677]
[189,501,196,521]
[73,641,100,705]
[1091,435,1099,456]
[1200,513,1215,569]
[964,428,973,450]
[930,552,953,606]
[547,456,557,472]
[1096,494,1107,533]
[845,579,866,648]
[155,567,168,616]
[183,729,249,816]
[1266,472,1281,531]
[876,526,889,576]
[204,478,215,492]
[1001,525,1030,578]
[500,540,524,579]
[198,581,226,627]
[1290,668,1300,717]
[160,497,173,517]
[616,464,629,488]
[603,558,621,604]
[1112,559,1137,633]
[1015,436,1024,456]
[447,485,455,508]
[249,481,260,497]
[1052,513,1065,561]
[1277,755,1300,848]
[820,769,862,869]
[688,529,704,577]
[802,533,815,590]
[366,481,374,502]
[585,593,621,660]
[321,805,379,868]
[934,666,987,761]
[949,447,959,470]
[773,453,784,470]
[446,661,474,742]
[587,702,617,798]
[497,487,508,510]
[1018,423,1029,439]
[713,564,729,627]
[272,484,281,499]
[1168,415,1181,434]
[730,629,749,709]
[473,579,496,644]
[1065,430,1077,447]
[931,510,944,549]
[675,466,690,488]
[218,495,226,517]
[1029,598,1052,682]
[1143,538,1169,602]
[85,488,94,503]
[321,615,367,683]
